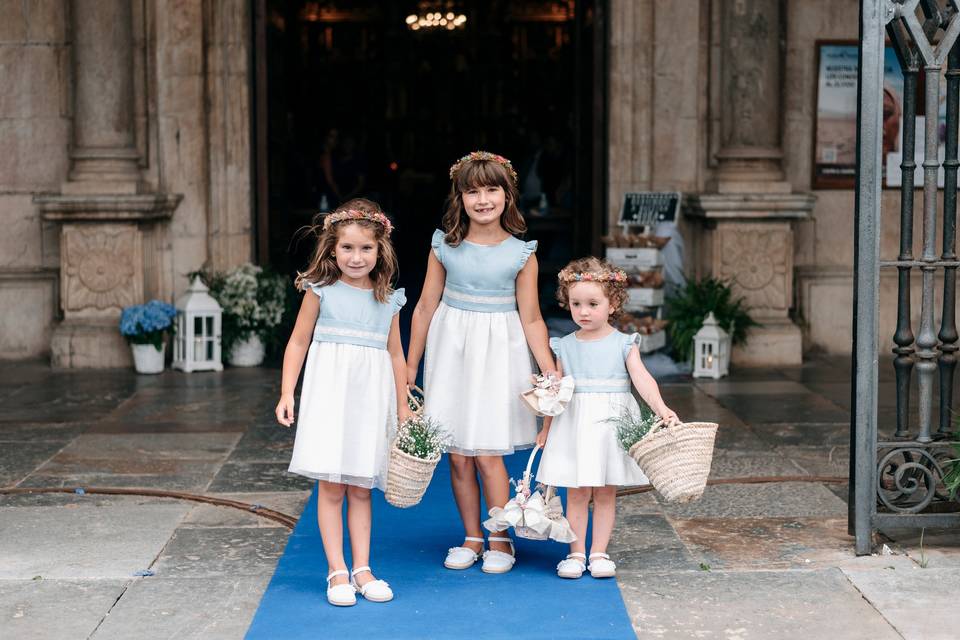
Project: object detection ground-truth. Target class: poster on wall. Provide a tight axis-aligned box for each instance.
[813,41,905,189]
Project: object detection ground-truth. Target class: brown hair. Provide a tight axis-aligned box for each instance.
[295,198,398,303]
[441,155,527,246]
[556,256,629,319]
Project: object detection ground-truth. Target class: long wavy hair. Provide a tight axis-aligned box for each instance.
[556,256,629,320]
[441,156,526,247]
[295,198,397,303]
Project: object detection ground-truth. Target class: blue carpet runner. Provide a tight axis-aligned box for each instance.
[246,452,636,639]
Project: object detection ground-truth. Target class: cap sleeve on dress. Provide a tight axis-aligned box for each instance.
[391,288,407,315]
[301,281,323,300]
[517,239,538,271]
[431,229,446,264]
[549,336,562,360]
[623,332,641,360]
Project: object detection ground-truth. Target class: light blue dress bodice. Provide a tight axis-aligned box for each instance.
[303,280,405,350]
[550,329,640,393]
[431,229,537,313]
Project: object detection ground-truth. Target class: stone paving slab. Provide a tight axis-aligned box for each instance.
[882,527,960,569]
[693,379,813,396]
[707,448,800,479]
[227,425,297,463]
[669,517,916,571]
[0,442,64,487]
[774,445,849,477]
[106,385,277,427]
[91,576,272,640]
[750,421,849,447]
[607,512,700,572]
[0,491,175,508]
[711,392,849,425]
[0,375,139,423]
[206,462,315,493]
[180,491,311,528]
[617,568,902,640]
[658,482,848,519]
[152,527,290,578]
[842,567,960,640]
[0,502,191,579]
[0,421,89,442]
[0,578,128,640]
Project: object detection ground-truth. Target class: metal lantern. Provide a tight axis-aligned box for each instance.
[172,275,223,372]
[692,312,730,379]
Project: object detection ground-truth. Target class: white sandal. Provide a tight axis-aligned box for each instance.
[588,552,616,578]
[556,552,587,579]
[482,536,516,574]
[444,536,484,570]
[351,566,393,603]
[326,569,356,607]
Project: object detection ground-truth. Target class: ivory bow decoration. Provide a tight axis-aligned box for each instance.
[520,374,575,417]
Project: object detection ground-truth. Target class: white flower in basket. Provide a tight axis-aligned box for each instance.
[483,445,577,543]
[520,373,575,417]
[385,386,451,509]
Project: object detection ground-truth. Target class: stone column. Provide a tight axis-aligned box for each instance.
[686,0,814,366]
[64,0,141,194]
[35,0,181,368]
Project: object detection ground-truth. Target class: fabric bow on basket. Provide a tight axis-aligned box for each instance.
[520,373,575,417]
[483,445,577,543]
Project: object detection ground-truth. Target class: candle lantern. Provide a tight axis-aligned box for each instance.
[692,312,730,379]
[172,275,223,372]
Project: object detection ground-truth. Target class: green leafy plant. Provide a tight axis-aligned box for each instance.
[395,416,451,460]
[188,264,288,355]
[664,277,759,363]
[607,403,659,453]
[942,442,960,500]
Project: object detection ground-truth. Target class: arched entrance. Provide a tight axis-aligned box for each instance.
[253,0,606,302]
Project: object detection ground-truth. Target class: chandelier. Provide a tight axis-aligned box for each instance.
[406,3,467,31]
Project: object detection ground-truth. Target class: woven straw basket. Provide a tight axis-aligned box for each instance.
[385,386,441,508]
[628,421,718,503]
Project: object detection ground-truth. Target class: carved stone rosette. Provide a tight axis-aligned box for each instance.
[61,225,141,317]
[714,223,791,317]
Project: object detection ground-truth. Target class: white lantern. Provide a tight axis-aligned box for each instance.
[172,275,223,372]
[692,312,730,379]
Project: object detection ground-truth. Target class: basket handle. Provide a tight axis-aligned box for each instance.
[406,385,425,416]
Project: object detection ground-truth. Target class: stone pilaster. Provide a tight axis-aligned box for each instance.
[34,0,181,368]
[689,0,814,366]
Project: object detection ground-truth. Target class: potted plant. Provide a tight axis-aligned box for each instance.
[119,300,177,374]
[190,263,287,367]
[664,277,759,364]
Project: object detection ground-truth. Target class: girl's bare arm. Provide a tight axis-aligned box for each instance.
[516,253,556,374]
[625,345,679,424]
[276,291,321,426]
[405,250,446,385]
[387,313,414,423]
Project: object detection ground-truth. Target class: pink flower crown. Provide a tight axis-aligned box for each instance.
[449,151,519,185]
[557,267,628,284]
[322,209,394,235]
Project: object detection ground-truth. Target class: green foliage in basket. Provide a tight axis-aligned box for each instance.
[665,277,759,363]
[607,403,659,452]
[396,416,452,460]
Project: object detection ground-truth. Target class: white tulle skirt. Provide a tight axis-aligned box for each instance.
[424,302,537,456]
[288,341,396,490]
[536,392,650,488]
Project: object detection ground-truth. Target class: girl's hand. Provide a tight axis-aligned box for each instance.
[406,365,419,388]
[535,427,550,448]
[275,394,295,427]
[658,407,680,426]
[398,405,415,425]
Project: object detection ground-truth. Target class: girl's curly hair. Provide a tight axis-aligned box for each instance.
[556,256,629,319]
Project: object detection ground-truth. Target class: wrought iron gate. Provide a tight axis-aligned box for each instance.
[853,0,960,554]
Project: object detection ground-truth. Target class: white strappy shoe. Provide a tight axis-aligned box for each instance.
[588,552,616,578]
[326,569,357,607]
[556,552,587,579]
[444,536,484,570]
[481,536,516,574]
[351,566,393,603]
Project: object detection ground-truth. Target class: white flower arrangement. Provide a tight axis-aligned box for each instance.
[395,416,452,460]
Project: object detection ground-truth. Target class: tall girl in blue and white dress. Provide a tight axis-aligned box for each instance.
[536,256,679,580]
[276,198,412,607]
[406,151,555,574]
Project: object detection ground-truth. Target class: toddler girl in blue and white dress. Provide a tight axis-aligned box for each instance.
[536,256,679,580]
[406,151,556,574]
[275,198,412,607]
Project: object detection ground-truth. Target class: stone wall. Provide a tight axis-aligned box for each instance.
[0,0,253,361]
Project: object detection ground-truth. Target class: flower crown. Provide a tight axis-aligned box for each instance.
[449,151,519,185]
[322,209,393,235]
[557,267,628,284]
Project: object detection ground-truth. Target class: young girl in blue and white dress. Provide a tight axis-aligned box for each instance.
[406,152,556,574]
[536,256,679,580]
[276,198,413,607]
